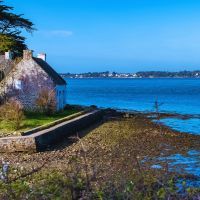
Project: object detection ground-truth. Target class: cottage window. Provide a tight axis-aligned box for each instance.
[14,80,22,90]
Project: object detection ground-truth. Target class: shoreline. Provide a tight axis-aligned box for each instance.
[0,107,200,197]
[70,104,200,135]
[62,76,200,79]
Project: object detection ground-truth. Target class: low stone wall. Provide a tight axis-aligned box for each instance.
[0,110,103,152]
[22,110,87,136]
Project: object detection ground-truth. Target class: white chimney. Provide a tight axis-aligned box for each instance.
[5,51,13,60]
[37,53,46,61]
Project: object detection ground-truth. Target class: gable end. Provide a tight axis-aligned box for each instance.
[32,57,66,85]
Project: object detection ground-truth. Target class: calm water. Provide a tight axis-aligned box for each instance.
[65,78,200,135]
[65,78,200,184]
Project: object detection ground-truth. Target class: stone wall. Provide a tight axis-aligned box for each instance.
[0,110,103,152]
[0,58,55,110]
[0,137,36,153]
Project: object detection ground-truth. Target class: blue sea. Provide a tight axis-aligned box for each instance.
[65,78,200,135]
[65,78,200,185]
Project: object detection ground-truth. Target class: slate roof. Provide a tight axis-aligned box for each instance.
[32,57,66,85]
[0,54,66,85]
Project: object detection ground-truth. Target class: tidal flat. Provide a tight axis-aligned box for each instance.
[0,110,200,199]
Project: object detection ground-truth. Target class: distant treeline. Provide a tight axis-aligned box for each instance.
[136,71,200,78]
[60,70,200,78]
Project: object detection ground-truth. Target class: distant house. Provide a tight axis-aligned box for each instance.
[0,50,67,110]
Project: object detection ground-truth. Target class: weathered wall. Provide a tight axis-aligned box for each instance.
[0,110,103,152]
[1,58,56,110]
[0,137,36,153]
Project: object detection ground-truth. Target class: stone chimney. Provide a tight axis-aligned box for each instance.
[23,50,33,60]
[5,51,13,60]
[37,53,46,61]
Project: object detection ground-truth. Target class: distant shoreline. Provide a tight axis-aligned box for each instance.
[62,76,200,79]
[60,70,200,79]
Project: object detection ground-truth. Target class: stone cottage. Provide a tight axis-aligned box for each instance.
[0,50,67,110]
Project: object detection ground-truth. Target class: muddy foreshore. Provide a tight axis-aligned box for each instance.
[0,109,199,183]
[0,109,200,199]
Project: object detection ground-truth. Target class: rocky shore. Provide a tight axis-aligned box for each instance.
[0,109,200,199]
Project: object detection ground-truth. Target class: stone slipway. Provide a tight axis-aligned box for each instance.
[0,110,103,153]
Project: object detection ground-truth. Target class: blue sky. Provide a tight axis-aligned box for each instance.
[4,0,200,73]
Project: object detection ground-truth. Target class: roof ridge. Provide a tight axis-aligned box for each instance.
[32,57,66,85]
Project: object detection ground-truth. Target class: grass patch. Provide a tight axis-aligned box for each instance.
[0,109,80,135]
